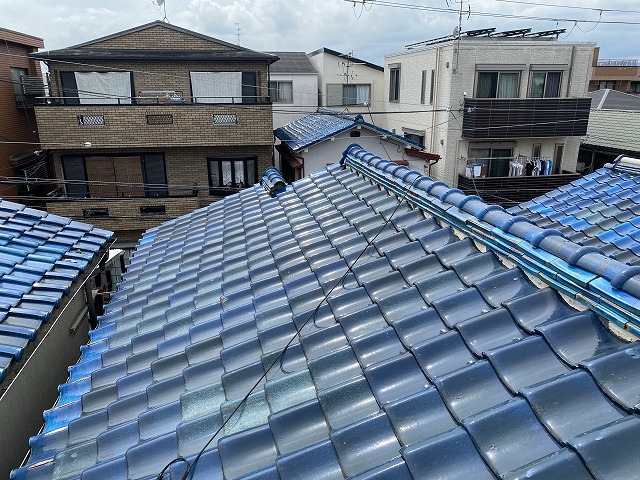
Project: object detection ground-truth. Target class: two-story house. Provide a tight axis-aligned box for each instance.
[0,27,46,199]
[266,51,319,128]
[307,47,384,122]
[381,28,594,205]
[30,21,277,246]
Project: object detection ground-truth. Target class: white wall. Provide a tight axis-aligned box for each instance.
[382,38,595,186]
[299,127,428,177]
[308,51,384,123]
[271,73,319,129]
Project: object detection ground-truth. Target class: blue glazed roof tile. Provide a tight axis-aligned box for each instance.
[13,150,640,479]
[0,201,112,389]
[274,109,424,152]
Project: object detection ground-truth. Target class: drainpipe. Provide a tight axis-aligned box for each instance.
[566,46,576,97]
[430,47,441,154]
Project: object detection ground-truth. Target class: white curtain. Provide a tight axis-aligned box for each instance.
[497,73,519,98]
[190,72,242,103]
[75,72,132,104]
[356,85,370,104]
[279,82,293,102]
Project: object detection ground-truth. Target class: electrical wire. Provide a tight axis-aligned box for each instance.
[351,0,640,24]
[494,0,640,15]
[157,169,424,480]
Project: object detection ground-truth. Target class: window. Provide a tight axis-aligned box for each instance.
[326,84,371,106]
[430,69,436,105]
[468,147,513,177]
[61,156,89,198]
[269,81,293,103]
[190,71,257,104]
[208,157,257,193]
[630,82,640,93]
[420,71,427,104]
[141,154,168,197]
[404,133,425,145]
[598,81,615,90]
[529,71,562,98]
[476,72,520,98]
[10,67,28,98]
[532,144,542,159]
[60,71,133,105]
[389,66,401,102]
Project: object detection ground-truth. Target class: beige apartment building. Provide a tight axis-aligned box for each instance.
[31,21,277,246]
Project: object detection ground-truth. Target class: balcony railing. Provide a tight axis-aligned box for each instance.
[14,75,46,108]
[458,171,581,207]
[463,156,554,178]
[462,98,591,139]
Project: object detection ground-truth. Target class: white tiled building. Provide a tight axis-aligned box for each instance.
[308,47,384,122]
[380,28,595,197]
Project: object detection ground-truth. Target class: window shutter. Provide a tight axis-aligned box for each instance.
[242,72,257,104]
[326,84,343,106]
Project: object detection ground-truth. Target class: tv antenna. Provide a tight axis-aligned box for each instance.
[153,0,170,23]
[235,23,241,45]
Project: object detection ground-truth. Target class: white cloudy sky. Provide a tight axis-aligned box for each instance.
[2,0,639,64]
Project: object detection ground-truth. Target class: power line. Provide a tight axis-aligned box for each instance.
[494,0,640,15]
[350,0,640,25]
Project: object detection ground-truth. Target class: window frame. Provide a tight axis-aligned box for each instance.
[268,80,293,103]
[528,71,562,98]
[61,155,89,198]
[189,71,258,104]
[325,83,372,106]
[140,154,169,198]
[207,157,258,195]
[420,70,427,104]
[389,66,401,102]
[475,71,521,99]
[59,71,135,105]
[598,80,615,90]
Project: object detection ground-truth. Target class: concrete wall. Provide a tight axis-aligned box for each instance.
[0,258,104,479]
[382,38,595,186]
[299,129,427,177]
[308,51,384,121]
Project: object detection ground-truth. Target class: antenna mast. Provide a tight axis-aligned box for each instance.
[235,23,241,45]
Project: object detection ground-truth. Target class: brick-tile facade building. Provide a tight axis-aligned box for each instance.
[0,27,46,198]
[31,21,277,246]
[589,47,640,94]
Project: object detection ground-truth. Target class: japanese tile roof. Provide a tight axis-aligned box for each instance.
[266,52,318,74]
[12,146,640,480]
[508,159,640,266]
[582,109,640,153]
[0,200,112,385]
[275,109,425,152]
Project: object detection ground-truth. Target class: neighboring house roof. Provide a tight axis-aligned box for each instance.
[308,47,384,72]
[0,200,112,384]
[70,21,248,51]
[266,52,318,74]
[582,110,640,153]
[31,21,278,64]
[31,48,279,63]
[508,159,640,265]
[0,26,44,48]
[587,89,640,112]
[13,146,640,480]
[275,108,424,151]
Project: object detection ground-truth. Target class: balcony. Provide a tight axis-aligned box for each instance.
[462,98,591,139]
[457,171,581,207]
[14,76,45,109]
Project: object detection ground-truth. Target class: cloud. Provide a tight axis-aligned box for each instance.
[0,0,638,63]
